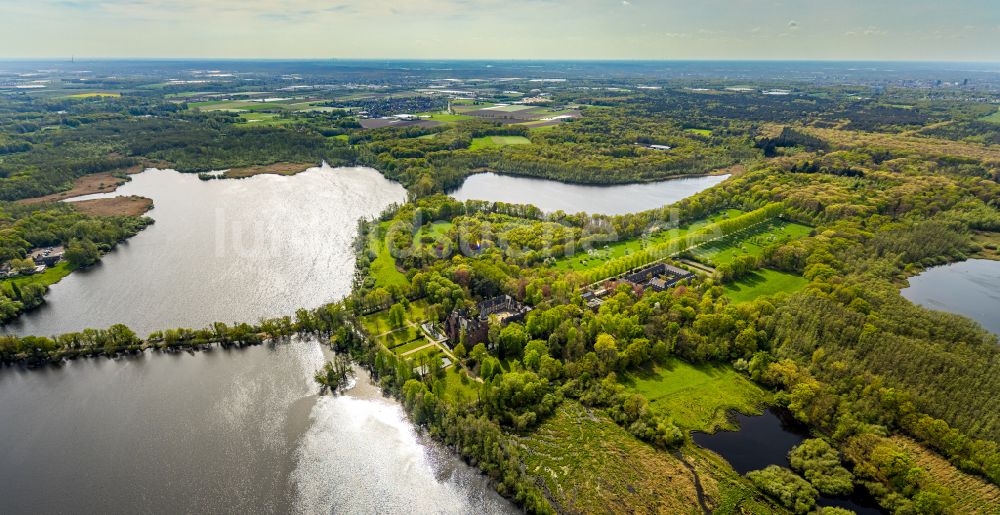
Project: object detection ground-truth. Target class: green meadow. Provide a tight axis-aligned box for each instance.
[723,269,808,303]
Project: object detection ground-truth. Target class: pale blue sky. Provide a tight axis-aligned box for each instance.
[1,0,997,60]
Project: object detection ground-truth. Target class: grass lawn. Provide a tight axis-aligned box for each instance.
[688,219,811,266]
[469,135,531,150]
[436,368,480,404]
[551,209,745,273]
[620,358,771,432]
[370,222,409,289]
[724,269,808,303]
[378,327,422,349]
[1,262,76,293]
[360,298,429,336]
[979,107,1000,124]
[405,345,443,362]
[389,337,431,355]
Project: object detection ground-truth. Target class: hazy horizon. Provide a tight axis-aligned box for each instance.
[2,0,997,61]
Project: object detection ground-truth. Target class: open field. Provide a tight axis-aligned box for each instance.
[71,196,153,217]
[469,135,531,150]
[371,222,409,288]
[413,111,474,123]
[516,401,780,514]
[17,171,131,204]
[723,269,808,303]
[620,359,771,432]
[485,104,536,112]
[980,107,1000,124]
[63,92,121,99]
[552,209,745,273]
[517,401,706,513]
[688,219,811,266]
[685,128,713,136]
[221,162,315,179]
[238,112,292,125]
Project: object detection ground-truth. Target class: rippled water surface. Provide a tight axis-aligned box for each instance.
[901,259,1000,336]
[4,164,405,337]
[449,172,729,215]
[0,340,517,514]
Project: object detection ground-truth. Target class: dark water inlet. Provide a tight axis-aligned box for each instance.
[693,408,885,515]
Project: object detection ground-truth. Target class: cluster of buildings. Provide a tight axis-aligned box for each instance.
[582,262,695,311]
[444,294,531,347]
[1,246,65,278]
[440,264,694,347]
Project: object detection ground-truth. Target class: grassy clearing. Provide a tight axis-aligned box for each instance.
[688,219,811,266]
[238,112,292,125]
[517,401,707,513]
[379,327,422,349]
[412,221,454,257]
[516,401,780,513]
[359,299,429,336]
[469,135,532,150]
[620,358,771,432]
[979,107,1000,124]
[685,128,712,136]
[64,92,121,99]
[371,222,409,289]
[2,262,76,292]
[437,368,480,404]
[413,111,473,123]
[388,336,429,355]
[724,269,808,303]
[551,209,745,273]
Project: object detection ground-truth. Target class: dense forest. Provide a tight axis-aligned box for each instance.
[2,66,1000,514]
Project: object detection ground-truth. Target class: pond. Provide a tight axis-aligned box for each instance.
[0,339,517,514]
[448,172,730,215]
[901,259,1000,336]
[693,408,885,514]
[3,164,406,337]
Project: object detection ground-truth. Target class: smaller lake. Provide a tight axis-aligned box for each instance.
[694,408,884,515]
[901,259,1000,336]
[449,172,730,215]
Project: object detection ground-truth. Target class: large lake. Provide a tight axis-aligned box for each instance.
[0,339,517,514]
[0,165,516,513]
[449,172,730,215]
[4,164,405,337]
[901,259,1000,336]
